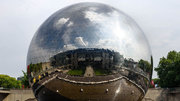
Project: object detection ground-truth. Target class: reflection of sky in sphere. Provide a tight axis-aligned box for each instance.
[27,2,151,64]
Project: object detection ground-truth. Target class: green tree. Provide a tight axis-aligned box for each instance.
[0,74,21,89]
[29,63,42,73]
[155,50,180,88]
[21,71,30,88]
[138,59,152,73]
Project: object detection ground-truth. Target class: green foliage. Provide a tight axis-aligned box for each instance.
[21,71,30,88]
[94,69,109,76]
[0,74,21,89]
[29,63,42,73]
[94,70,105,76]
[138,59,152,73]
[155,50,180,88]
[67,69,84,76]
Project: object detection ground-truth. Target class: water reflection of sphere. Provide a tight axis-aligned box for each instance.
[27,2,153,101]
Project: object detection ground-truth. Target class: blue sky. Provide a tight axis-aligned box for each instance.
[0,0,180,78]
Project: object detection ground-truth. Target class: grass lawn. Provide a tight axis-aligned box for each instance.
[94,69,108,76]
[67,69,84,76]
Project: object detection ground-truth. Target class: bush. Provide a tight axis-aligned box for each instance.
[0,74,21,89]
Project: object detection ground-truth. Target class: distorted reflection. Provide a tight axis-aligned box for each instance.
[27,2,153,101]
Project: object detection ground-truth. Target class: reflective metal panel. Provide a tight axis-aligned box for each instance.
[27,2,153,101]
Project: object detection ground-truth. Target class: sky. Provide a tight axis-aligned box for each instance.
[0,0,180,78]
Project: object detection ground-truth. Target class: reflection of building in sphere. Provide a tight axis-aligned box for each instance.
[50,48,124,71]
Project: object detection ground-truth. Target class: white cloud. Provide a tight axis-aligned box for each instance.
[55,17,69,28]
[84,9,120,23]
[67,21,74,27]
[84,10,106,22]
[89,7,98,11]
[63,44,77,51]
[74,37,87,47]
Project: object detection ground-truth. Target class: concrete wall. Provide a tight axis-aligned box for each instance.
[2,89,36,101]
[143,88,180,101]
[0,88,180,101]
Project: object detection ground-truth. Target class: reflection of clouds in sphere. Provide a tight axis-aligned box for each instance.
[63,44,77,51]
[55,18,69,28]
[27,2,151,65]
[67,21,73,27]
[75,37,87,47]
[85,10,106,22]
[83,7,151,61]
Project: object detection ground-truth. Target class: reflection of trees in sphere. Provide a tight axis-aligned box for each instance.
[27,2,153,101]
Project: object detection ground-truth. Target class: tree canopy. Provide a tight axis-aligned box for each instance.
[138,59,152,73]
[0,74,21,89]
[155,50,180,88]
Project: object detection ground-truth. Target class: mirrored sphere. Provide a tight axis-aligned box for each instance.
[27,2,153,101]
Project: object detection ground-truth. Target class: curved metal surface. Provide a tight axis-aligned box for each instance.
[27,2,153,101]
